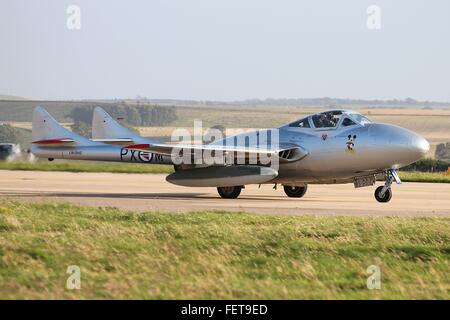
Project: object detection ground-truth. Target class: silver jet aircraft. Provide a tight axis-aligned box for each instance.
[31,106,429,202]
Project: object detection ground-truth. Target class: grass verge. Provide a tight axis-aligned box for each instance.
[0,161,173,174]
[0,201,448,299]
[399,171,450,183]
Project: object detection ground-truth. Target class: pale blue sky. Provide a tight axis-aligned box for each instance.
[1,0,449,101]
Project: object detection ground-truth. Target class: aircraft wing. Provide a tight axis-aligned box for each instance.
[124,142,308,163]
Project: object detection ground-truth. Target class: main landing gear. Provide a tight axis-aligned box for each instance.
[217,186,242,199]
[217,184,309,199]
[374,169,401,203]
[283,185,308,198]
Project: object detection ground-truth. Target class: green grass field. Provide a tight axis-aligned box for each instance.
[0,161,173,174]
[0,201,448,299]
[399,171,450,183]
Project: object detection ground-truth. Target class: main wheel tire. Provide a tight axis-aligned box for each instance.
[375,186,392,203]
[217,186,242,199]
[283,185,308,198]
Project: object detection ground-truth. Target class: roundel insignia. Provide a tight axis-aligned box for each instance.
[138,151,152,162]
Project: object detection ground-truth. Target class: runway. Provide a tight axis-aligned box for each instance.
[0,170,449,216]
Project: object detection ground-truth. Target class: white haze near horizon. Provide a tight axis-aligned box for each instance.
[0,0,449,102]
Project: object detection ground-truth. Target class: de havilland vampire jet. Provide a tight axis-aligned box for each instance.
[31,106,429,202]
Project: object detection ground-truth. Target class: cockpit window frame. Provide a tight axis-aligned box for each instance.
[285,110,370,131]
[341,116,357,127]
[347,113,371,126]
[310,110,344,131]
[288,116,312,129]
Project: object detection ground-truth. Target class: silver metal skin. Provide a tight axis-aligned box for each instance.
[32,145,172,164]
[31,107,429,202]
[274,114,429,184]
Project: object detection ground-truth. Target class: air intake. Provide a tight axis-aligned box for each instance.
[278,147,309,162]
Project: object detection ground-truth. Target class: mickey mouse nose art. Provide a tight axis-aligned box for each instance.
[346,134,357,153]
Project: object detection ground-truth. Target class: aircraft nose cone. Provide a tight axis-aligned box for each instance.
[369,124,429,167]
[410,134,430,158]
[390,127,429,163]
[392,127,429,164]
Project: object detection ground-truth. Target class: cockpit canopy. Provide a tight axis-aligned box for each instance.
[288,110,371,129]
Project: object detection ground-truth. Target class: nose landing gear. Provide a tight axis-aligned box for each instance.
[375,169,401,203]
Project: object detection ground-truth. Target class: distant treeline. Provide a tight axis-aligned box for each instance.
[69,105,177,127]
[0,100,179,123]
[402,158,450,172]
[146,97,450,107]
[68,104,177,137]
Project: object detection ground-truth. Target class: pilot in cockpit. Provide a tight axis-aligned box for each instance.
[288,110,372,130]
[318,113,336,127]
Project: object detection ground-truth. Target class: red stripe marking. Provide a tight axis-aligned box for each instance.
[32,139,74,144]
[125,144,150,149]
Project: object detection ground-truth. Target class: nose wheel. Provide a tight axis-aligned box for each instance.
[375,186,392,202]
[374,169,401,203]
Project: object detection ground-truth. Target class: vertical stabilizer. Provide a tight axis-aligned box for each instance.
[92,107,150,144]
[32,106,97,146]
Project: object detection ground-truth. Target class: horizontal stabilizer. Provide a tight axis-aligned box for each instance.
[91,138,134,145]
[32,138,75,144]
[32,138,75,147]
